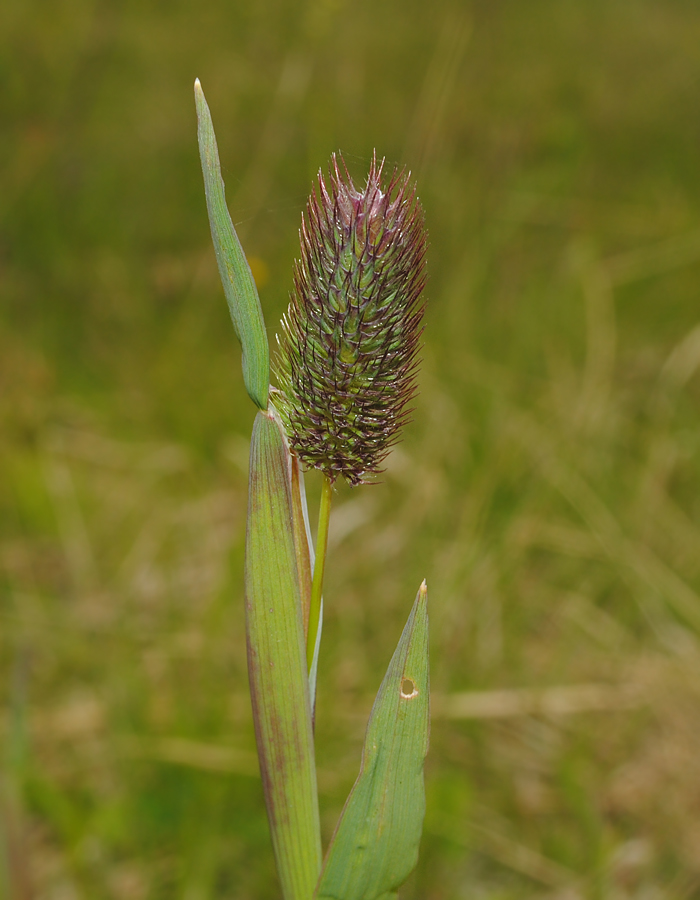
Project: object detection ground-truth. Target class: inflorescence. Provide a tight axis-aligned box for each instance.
[275,152,428,486]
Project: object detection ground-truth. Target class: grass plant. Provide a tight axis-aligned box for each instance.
[3,1,700,897]
[196,74,431,898]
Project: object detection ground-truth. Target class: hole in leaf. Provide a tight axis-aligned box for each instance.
[400,678,418,699]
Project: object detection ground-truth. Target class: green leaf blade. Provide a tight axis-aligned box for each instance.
[315,583,430,900]
[246,411,322,899]
[194,78,269,410]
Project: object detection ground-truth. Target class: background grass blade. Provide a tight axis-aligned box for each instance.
[315,583,430,900]
[0,651,34,900]
[246,411,322,899]
[195,79,269,410]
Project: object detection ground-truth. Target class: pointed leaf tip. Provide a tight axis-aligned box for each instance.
[195,80,269,409]
[315,583,430,900]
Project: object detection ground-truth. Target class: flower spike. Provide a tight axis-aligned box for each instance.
[275,152,428,486]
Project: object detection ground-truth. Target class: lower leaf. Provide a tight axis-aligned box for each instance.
[315,582,430,900]
[246,410,322,899]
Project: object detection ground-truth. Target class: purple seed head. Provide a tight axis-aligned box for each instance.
[275,152,428,486]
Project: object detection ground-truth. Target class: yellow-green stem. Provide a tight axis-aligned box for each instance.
[306,475,332,671]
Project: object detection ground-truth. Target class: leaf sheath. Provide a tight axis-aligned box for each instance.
[246,411,322,898]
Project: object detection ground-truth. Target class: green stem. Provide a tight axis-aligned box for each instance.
[306,475,332,671]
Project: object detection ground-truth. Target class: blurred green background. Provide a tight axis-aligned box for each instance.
[3,0,700,896]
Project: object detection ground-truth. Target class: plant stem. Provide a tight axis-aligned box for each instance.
[306,475,332,671]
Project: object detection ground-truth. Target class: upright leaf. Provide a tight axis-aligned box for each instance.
[195,78,269,410]
[315,583,430,900]
[246,411,322,898]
